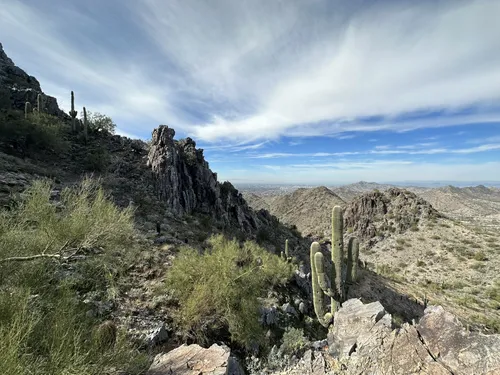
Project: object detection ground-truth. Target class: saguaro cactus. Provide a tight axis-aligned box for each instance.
[37,94,43,114]
[311,205,360,327]
[310,242,333,327]
[69,91,78,133]
[281,239,292,262]
[83,106,88,141]
[24,102,32,119]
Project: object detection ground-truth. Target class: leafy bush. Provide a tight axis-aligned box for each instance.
[0,110,68,155]
[0,178,148,374]
[280,327,309,356]
[81,111,116,134]
[166,235,293,347]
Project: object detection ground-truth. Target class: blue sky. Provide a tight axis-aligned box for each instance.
[1,0,500,184]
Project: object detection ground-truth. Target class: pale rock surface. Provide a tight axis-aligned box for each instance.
[147,343,245,375]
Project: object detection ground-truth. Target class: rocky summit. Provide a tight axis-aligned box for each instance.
[148,125,262,233]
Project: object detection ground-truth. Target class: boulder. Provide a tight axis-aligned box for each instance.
[327,298,500,375]
[147,343,245,375]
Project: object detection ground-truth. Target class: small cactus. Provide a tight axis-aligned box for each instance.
[281,239,292,262]
[24,102,32,119]
[310,205,360,328]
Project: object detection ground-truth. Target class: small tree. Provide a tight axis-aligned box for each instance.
[81,111,116,134]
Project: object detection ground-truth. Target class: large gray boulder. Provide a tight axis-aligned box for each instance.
[327,298,500,375]
[147,343,245,375]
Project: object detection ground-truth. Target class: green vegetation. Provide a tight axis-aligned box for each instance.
[0,110,68,155]
[82,111,117,134]
[0,178,148,375]
[310,206,359,328]
[280,327,308,356]
[165,235,293,347]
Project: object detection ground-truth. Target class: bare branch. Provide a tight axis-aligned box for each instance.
[0,240,77,264]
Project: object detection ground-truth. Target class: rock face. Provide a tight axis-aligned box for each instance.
[147,343,245,375]
[328,298,500,375]
[344,188,439,241]
[147,126,262,233]
[0,43,66,117]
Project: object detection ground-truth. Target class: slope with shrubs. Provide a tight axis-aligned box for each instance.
[165,235,293,348]
[0,178,149,375]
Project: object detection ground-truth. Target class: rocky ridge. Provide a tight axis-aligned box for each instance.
[0,42,66,117]
[344,187,440,243]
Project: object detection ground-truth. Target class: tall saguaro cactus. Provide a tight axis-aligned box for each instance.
[69,91,78,133]
[37,94,43,114]
[310,205,360,328]
[24,102,32,119]
[83,106,88,142]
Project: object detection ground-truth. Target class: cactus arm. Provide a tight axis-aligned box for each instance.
[332,206,344,302]
[310,242,332,327]
[346,237,359,286]
[314,252,335,298]
[285,239,289,259]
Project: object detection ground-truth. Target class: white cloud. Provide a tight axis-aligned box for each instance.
[2,0,500,144]
[0,1,185,136]
[138,0,500,142]
[247,143,500,158]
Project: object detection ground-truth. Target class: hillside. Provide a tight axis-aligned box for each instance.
[246,186,346,238]
[407,185,500,226]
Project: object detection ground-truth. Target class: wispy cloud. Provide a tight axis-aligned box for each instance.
[2,0,500,143]
[248,142,500,159]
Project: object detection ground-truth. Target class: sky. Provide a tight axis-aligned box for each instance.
[1,0,500,184]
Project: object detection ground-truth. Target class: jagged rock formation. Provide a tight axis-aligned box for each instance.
[328,298,500,375]
[148,125,269,233]
[147,343,245,375]
[0,43,66,117]
[344,188,440,242]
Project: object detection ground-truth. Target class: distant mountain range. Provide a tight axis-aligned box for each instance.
[241,181,500,230]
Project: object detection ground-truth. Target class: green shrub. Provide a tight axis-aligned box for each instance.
[84,146,111,172]
[0,110,68,155]
[165,234,293,347]
[81,111,116,134]
[280,327,309,356]
[0,178,147,374]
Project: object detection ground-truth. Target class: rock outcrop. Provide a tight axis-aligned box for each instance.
[344,188,439,242]
[147,125,266,233]
[147,343,245,375]
[0,42,66,117]
[328,299,500,375]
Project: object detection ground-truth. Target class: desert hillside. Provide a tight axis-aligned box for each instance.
[243,184,500,335]
[245,186,346,238]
